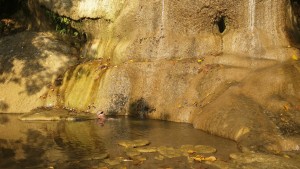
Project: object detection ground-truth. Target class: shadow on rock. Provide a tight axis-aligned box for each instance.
[0,101,9,111]
[129,98,155,119]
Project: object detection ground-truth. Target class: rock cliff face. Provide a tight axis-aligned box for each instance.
[31,0,300,151]
[37,0,300,61]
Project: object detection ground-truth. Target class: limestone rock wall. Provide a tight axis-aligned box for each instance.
[37,0,300,151]
[37,0,299,62]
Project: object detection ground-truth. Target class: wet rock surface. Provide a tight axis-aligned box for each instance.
[117,139,150,148]
[125,148,141,157]
[116,140,221,168]
[111,139,300,169]
[209,152,300,169]
[194,145,217,154]
[157,146,183,158]
[180,144,217,156]
[136,146,157,153]
[19,108,96,121]
[82,153,109,161]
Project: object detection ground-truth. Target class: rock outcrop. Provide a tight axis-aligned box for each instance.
[0,31,78,113]
[7,0,300,151]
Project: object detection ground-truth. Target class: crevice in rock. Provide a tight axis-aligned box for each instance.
[288,0,300,45]
[216,16,226,33]
[42,7,86,40]
[76,16,113,24]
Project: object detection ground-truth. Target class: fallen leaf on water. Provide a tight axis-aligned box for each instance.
[197,59,203,63]
[123,159,133,162]
[283,104,290,111]
[205,156,217,161]
[192,155,217,162]
[292,54,298,61]
[192,155,205,161]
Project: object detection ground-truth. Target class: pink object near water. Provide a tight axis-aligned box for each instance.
[97,111,106,125]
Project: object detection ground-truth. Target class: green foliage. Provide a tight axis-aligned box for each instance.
[45,9,80,37]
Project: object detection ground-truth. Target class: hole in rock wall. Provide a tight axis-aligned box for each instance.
[216,16,226,33]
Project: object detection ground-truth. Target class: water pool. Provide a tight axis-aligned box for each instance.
[0,114,239,169]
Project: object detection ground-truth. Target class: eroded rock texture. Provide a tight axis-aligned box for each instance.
[22,0,300,151]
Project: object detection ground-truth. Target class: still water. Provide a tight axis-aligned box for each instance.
[0,114,239,169]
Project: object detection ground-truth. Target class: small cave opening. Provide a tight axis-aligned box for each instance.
[216,16,226,33]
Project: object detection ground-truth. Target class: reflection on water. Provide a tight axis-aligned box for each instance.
[0,114,239,169]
